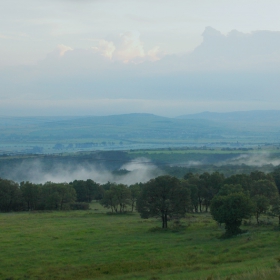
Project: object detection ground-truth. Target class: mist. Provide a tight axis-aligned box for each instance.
[3,157,162,185]
[220,152,280,167]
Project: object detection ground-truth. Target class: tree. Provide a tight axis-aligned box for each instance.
[185,174,204,212]
[270,166,280,194]
[252,195,270,224]
[38,182,76,210]
[20,181,40,211]
[201,172,225,212]
[271,197,280,225]
[210,191,253,237]
[129,183,142,212]
[70,179,100,203]
[0,178,23,212]
[250,179,278,224]
[224,174,252,192]
[100,183,131,213]
[250,171,274,182]
[100,189,118,213]
[111,184,131,213]
[137,175,190,228]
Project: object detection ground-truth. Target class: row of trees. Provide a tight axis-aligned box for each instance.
[135,170,280,236]
[0,178,139,212]
[1,167,280,236]
[0,180,77,212]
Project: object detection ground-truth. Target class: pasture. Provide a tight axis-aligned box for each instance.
[1,202,280,280]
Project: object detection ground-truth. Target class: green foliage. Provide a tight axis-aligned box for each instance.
[252,195,270,224]
[250,179,279,223]
[38,182,76,210]
[20,181,40,210]
[0,178,23,212]
[137,175,191,228]
[100,183,131,213]
[271,198,280,225]
[224,174,252,192]
[129,183,142,212]
[70,179,101,202]
[210,191,253,237]
[218,184,245,196]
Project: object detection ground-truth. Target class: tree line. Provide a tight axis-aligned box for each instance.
[1,167,280,236]
[136,168,280,236]
[0,178,139,212]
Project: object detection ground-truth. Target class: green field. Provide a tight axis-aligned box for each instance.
[1,202,280,280]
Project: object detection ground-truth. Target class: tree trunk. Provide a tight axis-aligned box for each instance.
[199,199,202,212]
[162,215,165,228]
[164,213,168,228]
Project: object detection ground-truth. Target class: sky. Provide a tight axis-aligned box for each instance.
[1,0,280,117]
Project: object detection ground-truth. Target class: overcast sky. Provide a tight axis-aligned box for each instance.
[1,0,280,117]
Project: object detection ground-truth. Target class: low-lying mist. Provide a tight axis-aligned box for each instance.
[175,152,280,168]
[219,152,280,167]
[2,152,280,185]
[4,157,162,185]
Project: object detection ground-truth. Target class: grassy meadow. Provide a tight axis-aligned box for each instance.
[1,202,280,280]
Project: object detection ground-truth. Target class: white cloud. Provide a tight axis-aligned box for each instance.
[114,32,145,63]
[2,27,280,116]
[57,44,73,56]
[92,31,162,63]
[92,39,115,59]
[147,46,161,62]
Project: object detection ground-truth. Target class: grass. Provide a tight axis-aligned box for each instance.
[1,203,280,280]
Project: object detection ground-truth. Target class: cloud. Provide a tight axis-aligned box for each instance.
[45,44,74,58]
[186,27,280,70]
[92,39,116,59]
[2,27,280,116]
[57,44,73,56]
[93,31,162,63]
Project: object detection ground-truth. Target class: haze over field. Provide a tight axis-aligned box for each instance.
[1,1,280,116]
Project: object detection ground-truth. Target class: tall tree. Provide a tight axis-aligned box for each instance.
[211,187,253,237]
[0,178,23,212]
[39,182,76,210]
[100,183,131,213]
[71,179,100,203]
[20,181,40,211]
[250,179,278,224]
[129,183,142,212]
[137,175,190,228]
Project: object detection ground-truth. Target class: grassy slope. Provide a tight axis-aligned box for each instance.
[1,203,280,280]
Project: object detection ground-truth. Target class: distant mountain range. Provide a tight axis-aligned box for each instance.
[0,111,280,154]
[177,110,280,124]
